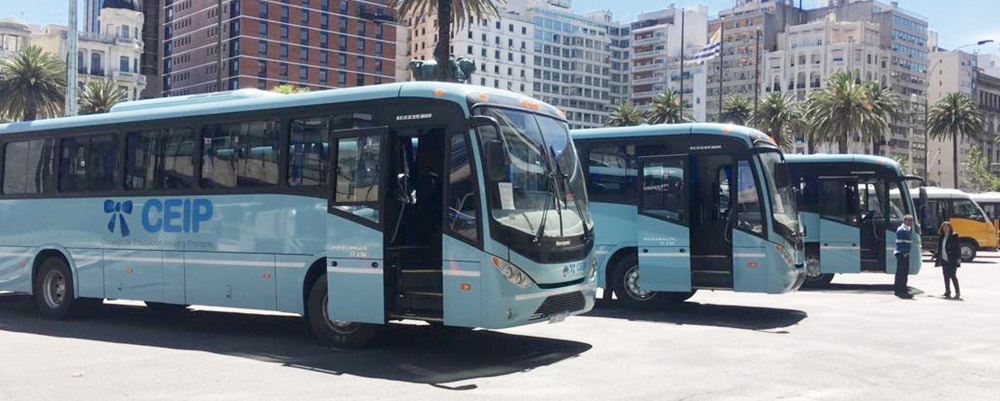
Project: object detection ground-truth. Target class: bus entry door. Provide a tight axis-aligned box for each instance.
[327,127,390,324]
[818,177,861,274]
[636,155,692,292]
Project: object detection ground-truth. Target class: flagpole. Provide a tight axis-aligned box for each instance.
[718,17,724,120]
[679,8,685,114]
[65,0,78,116]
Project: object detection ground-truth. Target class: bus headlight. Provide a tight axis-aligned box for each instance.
[491,256,533,289]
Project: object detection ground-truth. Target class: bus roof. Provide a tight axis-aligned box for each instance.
[908,187,974,199]
[570,123,775,147]
[969,192,1000,203]
[0,82,561,136]
[785,153,904,176]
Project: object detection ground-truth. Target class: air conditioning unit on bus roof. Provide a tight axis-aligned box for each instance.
[109,89,283,114]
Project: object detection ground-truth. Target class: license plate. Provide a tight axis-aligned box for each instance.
[548,312,568,324]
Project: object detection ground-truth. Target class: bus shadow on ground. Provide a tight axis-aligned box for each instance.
[800,284,923,296]
[0,294,590,388]
[586,300,806,332]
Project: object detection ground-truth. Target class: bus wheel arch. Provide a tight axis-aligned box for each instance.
[609,249,661,308]
[958,238,978,262]
[306,273,376,348]
[602,247,634,298]
[31,250,87,319]
[302,258,328,316]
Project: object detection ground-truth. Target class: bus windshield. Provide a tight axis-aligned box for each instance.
[476,107,593,239]
[757,150,798,240]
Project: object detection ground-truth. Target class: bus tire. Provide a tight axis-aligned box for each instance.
[802,273,835,288]
[959,240,977,262]
[307,275,376,348]
[33,257,82,320]
[611,255,662,308]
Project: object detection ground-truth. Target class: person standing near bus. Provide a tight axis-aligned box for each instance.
[894,215,914,299]
[934,221,962,300]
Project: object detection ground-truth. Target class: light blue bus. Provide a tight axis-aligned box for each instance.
[785,154,924,287]
[0,82,597,347]
[571,124,805,307]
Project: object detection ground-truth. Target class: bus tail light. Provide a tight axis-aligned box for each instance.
[491,256,533,289]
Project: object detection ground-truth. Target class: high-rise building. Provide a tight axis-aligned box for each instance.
[927,49,986,188]
[139,0,160,97]
[706,0,805,122]
[160,0,403,96]
[85,0,106,34]
[977,71,1000,169]
[763,16,889,153]
[530,1,628,129]
[406,0,535,95]
[807,0,930,172]
[34,1,147,101]
[629,6,708,121]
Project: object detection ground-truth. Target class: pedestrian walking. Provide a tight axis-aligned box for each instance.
[894,215,914,299]
[933,221,962,300]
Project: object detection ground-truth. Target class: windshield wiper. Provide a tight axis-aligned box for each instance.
[549,145,592,240]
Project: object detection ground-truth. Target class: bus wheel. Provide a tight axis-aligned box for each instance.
[307,275,376,348]
[801,258,834,288]
[33,257,82,320]
[959,240,978,262]
[612,256,660,308]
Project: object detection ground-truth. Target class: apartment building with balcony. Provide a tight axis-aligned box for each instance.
[0,18,31,60]
[763,16,889,153]
[629,6,708,122]
[34,2,148,101]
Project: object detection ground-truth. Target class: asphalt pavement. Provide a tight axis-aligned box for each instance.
[1,253,998,400]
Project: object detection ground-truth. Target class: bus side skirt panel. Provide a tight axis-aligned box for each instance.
[442,235,482,327]
[731,230,767,293]
[0,246,38,293]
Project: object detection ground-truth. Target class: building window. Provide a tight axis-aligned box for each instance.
[281,25,289,39]
[338,71,347,85]
[120,56,130,73]
[319,70,328,84]
[300,48,309,61]
[300,66,308,81]
[357,38,365,51]
[281,6,289,22]
[301,28,309,44]
[319,51,328,65]
[338,53,347,67]
[258,40,267,56]
[259,21,268,35]
[280,44,288,58]
[338,36,347,50]
[301,9,309,24]
[356,56,365,70]
[121,25,130,38]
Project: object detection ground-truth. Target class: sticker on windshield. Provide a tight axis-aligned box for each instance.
[499,182,516,210]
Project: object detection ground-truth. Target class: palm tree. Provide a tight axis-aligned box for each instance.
[79,79,127,115]
[928,92,985,188]
[648,89,692,124]
[751,92,799,151]
[390,0,500,81]
[719,95,752,125]
[607,101,646,127]
[803,71,867,153]
[0,45,65,121]
[861,81,901,154]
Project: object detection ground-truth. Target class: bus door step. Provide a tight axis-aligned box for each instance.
[389,313,444,322]
[398,269,444,293]
[394,291,443,314]
[691,270,733,289]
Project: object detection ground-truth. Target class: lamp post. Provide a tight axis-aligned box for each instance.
[924,39,995,183]
[65,0,78,116]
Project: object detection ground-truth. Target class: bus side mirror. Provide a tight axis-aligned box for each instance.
[483,140,508,182]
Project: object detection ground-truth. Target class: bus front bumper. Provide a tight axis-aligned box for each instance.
[479,278,597,330]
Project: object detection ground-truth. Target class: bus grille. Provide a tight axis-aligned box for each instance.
[530,291,586,320]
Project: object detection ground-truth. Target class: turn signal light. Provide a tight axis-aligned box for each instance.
[460,283,472,291]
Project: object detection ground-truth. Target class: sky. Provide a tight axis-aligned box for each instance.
[1,0,998,56]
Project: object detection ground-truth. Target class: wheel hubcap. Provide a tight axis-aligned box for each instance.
[805,259,821,278]
[321,293,361,334]
[42,270,66,309]
[961,246,973,260]
[624,265,656,301]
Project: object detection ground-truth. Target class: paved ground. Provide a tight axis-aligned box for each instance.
[2,254,999,401]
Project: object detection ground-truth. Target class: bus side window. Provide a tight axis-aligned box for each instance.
[2,139,55,195]
[446,133,478,242]
[587,144,635,204]
[717,165,732,218]
[288,117,329,187]
[59,134,120,193]
[332,135,381,223]
[735,160,763,234]
[819,180,858,225]
[951,199,985,222]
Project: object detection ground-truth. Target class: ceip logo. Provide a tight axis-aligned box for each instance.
[103,199,214,236]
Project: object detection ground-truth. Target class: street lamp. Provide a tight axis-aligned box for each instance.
[924,39,995,183]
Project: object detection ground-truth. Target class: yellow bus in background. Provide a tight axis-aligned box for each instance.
[969,192,1000,247]
[914,188,997,262]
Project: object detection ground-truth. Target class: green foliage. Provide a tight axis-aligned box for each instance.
[802,71,899,154]
[750,92,800,151]
[719,95,752,125]
[271,84,311,94]
[963,145,1000,192]
[647,89,693,124]
[390,0,501,81]
[928,92,985,188]
[79,79,127,115]
[0,45,66,121]
[607,101,647,127]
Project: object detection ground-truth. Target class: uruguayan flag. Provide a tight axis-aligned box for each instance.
[685,28,721,65]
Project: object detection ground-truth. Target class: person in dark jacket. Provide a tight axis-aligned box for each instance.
[894,215,914,299]
[934,221,962,300]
